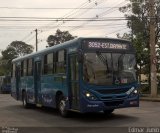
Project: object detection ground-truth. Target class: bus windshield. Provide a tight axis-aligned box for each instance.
[83,52,136,86]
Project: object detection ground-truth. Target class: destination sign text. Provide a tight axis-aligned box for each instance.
[87,41,127,50]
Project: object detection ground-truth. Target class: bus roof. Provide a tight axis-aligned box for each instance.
[12,37,79,63]
[12,37,132,63]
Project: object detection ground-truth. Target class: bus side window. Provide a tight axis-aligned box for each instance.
[21,61,24,77]
[43,53,54,75]
[12,64,16,78]
[55,50,66,74]
[27,59,33,76]
[23,60,27,76]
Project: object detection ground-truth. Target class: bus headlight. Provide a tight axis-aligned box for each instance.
[85,92,91,97]
[133,89,138,94]
[84,91,97,100]
[129,88,138,98]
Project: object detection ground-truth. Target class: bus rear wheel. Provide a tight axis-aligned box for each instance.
[58,95,69,117]
[22,92,30,108]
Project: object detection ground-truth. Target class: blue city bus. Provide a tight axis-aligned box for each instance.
[11,37,139,117]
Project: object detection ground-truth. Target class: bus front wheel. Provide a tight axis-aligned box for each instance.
[103,109,114,115]
[58,95,69,117]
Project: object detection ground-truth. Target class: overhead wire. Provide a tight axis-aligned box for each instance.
[39,0,91,30]
[36,0,105,45]
[68,0,128,33]
[40,0,106,33]
[0,6,121,10]
[106,27,129,36]
[0,16,129,22]
[30,0,129,43]
[22,0,91,44]
[0,23,126,29]
[62,0,106,19]
[1,0,130,46]
[21,31,34,41]
[98,1,127,17]
[23,33,35,43]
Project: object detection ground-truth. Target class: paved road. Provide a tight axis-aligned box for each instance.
[0,94,160,132]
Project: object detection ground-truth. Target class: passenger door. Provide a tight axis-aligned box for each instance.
[15,66,20,100]
[69,54,80,110]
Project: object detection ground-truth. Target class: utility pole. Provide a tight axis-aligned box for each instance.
[35,29,38,52]
[149,0,157,97]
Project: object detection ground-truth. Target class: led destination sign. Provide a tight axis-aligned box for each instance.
[82,39,135,52]
[88,41,127,50]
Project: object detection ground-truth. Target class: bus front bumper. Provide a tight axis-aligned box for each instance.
[80,96,139,113]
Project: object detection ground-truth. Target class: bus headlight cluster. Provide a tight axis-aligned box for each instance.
[126,87,135,95]
[126,87,138,97]
[126,87,138,95]
[84,91,97,100]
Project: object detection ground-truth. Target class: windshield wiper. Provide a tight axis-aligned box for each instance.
[96,52,109,71]
[117,54,125,71]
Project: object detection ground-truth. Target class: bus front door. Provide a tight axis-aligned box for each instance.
[69,54,80,110]
[34,61,41,105]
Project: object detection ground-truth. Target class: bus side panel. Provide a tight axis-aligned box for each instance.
[41,74,68,108]
[19,76,35,104]
[11,78,17,100]
[41,75,55,107]
[19,77,26,100]
[26,76,35,104]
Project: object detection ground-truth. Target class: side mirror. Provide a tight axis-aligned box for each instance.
[77,49,84,63]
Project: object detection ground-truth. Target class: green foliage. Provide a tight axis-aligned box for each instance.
[119,0,160,75]
[117,33,132,41]
[47,29,76,47]
[119,0,160,94]
[117,32,149,70]
[119,1,148,36]
[0,41,34,75]
[1,46,18,60]
[133,33,149,66]
[9,41,34,57]
[0,57,7,76]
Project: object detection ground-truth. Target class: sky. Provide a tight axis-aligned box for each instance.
[0,0,131,52]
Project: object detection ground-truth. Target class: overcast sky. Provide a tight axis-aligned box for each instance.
[0,0,130,52]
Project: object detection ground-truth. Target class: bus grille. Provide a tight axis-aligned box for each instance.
[96,88,129,94]
[101,95,127,100]
[104,100,124,107]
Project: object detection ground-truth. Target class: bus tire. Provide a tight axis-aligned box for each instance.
[58,95,69,117]
[103,109,114,115]
[22,92,30,108]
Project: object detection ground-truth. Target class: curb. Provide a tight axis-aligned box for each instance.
[140,97,160,102]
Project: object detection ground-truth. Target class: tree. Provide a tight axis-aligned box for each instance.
[1,46,18,60]
[117,33,132,41]
[0,41,34,75]
[47,29,76,47]
[8,41,34,57]
[0,57,7,76]
[118,0,160,85]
